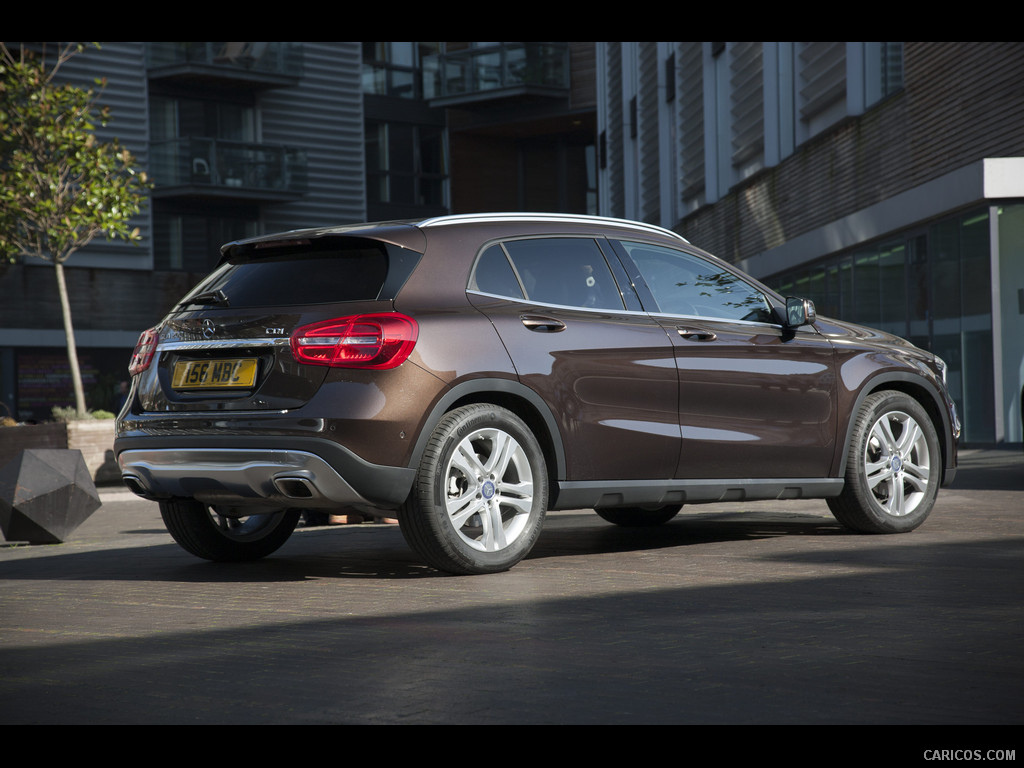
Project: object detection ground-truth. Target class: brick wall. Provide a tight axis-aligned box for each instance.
[680,42,1024,266]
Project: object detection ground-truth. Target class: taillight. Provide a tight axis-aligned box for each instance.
[290,313,418,370]
[128,327,159,376]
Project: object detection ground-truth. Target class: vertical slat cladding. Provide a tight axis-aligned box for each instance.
[606,42,625,219]
[56,42,152,257]
[259,42,366,230]
[798,41,845,118]
[638,42,660,224]
[678,42,704,204]
[729,42,763,167]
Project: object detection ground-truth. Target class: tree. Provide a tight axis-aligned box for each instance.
[0,42,151,416]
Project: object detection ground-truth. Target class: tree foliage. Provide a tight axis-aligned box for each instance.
[0,42,152,416]
[0,42,151,265]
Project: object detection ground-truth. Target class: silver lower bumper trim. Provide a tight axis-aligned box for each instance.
[118,448,372,509]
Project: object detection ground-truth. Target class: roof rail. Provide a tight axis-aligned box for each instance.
[417,212,689,244]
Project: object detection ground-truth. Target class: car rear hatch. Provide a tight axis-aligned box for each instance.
[133,230,423,413]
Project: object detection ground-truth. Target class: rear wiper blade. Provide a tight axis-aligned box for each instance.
[180,289,230,307]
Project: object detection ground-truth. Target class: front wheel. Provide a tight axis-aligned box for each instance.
[595,505,682,527]
[398,404,548,575]
[828,391,941,533]
[159,500,300,561]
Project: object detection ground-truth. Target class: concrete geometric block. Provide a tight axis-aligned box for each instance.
[0,449,101,544]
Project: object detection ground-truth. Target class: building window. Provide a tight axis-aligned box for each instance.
[866,42,904,105]
[366,121,447,209]
[150,95,255,143]
[154,211,258,272]
[362,42,439,99]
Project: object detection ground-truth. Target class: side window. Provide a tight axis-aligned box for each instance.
[470,244,525,299]
[503,238,625,311]
[621,242,774,323]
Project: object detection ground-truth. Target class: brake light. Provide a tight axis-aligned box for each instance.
[290,313,419,369]
[128,327,159,376]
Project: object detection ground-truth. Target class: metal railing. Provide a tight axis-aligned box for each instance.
[423,43,569,100]
[146,42,304,78]
[150,137,308,194]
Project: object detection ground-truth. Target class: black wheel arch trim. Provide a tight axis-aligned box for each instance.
[838,372,958,486]
[408,378,567,482]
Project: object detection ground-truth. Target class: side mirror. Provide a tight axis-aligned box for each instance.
[785,297,816,328]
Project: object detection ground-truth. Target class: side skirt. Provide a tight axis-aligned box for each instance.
[552,478,844,511]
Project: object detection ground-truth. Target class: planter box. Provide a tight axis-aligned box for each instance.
[0,420,119,485]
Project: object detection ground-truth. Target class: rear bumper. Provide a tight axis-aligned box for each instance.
[115,435,414,510]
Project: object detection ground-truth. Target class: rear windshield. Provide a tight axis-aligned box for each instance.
[177,238,419,309]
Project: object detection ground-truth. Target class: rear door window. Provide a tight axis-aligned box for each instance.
[470,237,625,311]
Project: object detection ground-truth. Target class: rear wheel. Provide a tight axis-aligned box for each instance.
[159,499,300,561]
[398,404,548,575]
[828,391,940,533]
[595,505,681,527]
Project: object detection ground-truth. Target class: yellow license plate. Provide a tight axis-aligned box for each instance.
[172,358,258,389]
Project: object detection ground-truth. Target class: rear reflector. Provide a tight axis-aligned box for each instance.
[128,327,159,376]
[290,313,418,369]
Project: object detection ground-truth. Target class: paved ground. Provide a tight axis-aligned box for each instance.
[1,448,1021,726]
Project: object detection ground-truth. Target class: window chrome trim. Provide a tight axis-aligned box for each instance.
[466,289,644,317]
[466,289,783,328]
[645,310,783,329]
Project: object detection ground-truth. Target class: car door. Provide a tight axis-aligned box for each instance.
[466,237,681,482]
[612,240,838,480]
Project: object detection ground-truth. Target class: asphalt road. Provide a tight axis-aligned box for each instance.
[1,448,1022,728]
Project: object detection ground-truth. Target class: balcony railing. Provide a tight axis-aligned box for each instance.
[150,138,308,198]
[423,43,569,104]
[146,42,304,81]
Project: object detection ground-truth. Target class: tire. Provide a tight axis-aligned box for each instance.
[159,499,300,562]
[595,505,681,527]
[828,391,941,534]
[398,404,548,575]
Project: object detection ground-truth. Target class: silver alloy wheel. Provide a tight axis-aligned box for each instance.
[863,409,931,517]
[444,426,534,552]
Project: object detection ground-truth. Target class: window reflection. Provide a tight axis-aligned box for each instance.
[623,242,773,322]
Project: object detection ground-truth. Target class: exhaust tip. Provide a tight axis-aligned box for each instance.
[122,475,152,498]
[274,476,316,499]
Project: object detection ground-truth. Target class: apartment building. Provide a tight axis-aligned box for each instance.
[0,41,596,421]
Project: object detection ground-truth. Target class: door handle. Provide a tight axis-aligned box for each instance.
[677,327,717,341]
[521,315,567,333]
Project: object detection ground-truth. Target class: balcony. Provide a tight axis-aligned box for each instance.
[424,43,569,107]
[150,138,308,202]
[146,43,304,88]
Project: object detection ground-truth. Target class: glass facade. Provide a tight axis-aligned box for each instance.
[361,42,440,99]
[770,207,996,444]
[365,121,447,209]
[996,204,1024,444]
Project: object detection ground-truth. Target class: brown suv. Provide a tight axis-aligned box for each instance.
[115,213,959,574]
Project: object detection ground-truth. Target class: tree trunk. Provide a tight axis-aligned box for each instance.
[54,260,87,416]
